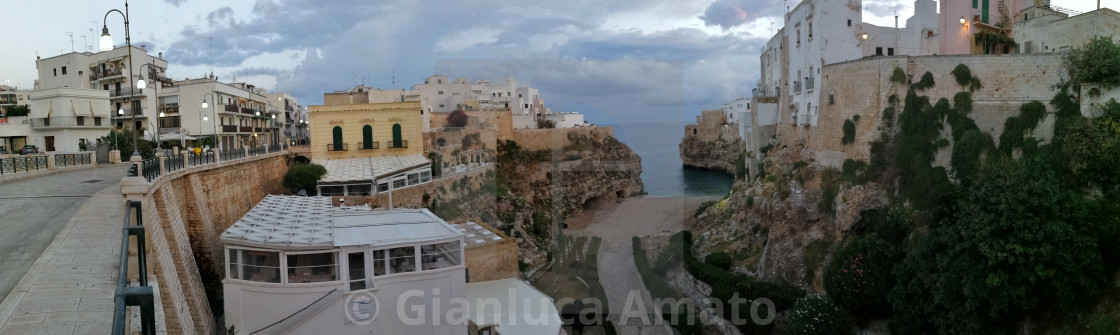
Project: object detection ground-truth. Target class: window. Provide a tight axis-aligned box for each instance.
[389,246,415,274]
[876,47,883,56]
[332,126,343,151]
[348,252,366,290]
[887,48,895,56]
[439,104,445,108]
[1024,41,1033,53]
[829,95,835,105]
[362,125,373,149]
[230,249,281,283]
[847,19,852,27]
[391,123,403,148]
[421,241,462,270]
[407,173,420,186]
[438,91,444,95]
[372,250,387,276]
[808,22,813,39]
[377,182,389,193]
[53,68,57,76]
[347,184,372,196]
[319,185,344,196]
[393,178,406,189]
[61,66,67,75]
[420,171,431,183]
[287,252,338,283]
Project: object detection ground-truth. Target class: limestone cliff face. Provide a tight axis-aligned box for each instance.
[690,146,886,292]
[447,131,644,267]
[679,136,743,176]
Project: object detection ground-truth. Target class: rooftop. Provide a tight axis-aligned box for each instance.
[314,154,430,184]
[219,195,462,249]
[453,222,507,248]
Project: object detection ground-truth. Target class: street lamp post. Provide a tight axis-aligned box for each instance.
[139,63,160,150]
[202,93,218,150]
[101,0,140,159]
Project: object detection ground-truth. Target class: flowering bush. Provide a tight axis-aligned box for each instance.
[823,235,899,323]
[786,294,851,335]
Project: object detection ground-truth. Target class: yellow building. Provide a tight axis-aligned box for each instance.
[309,101,424,158]
[308,101,432,196]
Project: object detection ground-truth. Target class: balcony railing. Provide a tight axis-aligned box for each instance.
[90,68,123,81]
[385,140,408,149]
[255,127,263,133]
[109,87,145,98]
[327,143,348,152]
[356,141,379,150]
[793,81,802,93]
[222,125,238,133]
[224,105,239,113]
[240,107,254,115]
[29,116,109,128]
[160,106,179,115]
[112,109,145,118]
[240,126,253,132]
[806,77,815,90]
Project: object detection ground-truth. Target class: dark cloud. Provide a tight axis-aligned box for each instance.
[699,0,782,29]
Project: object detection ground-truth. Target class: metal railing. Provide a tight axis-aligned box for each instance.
[356,141,379,150]
[188,151,215,166]
[30,116,109,128]
[327,143,348,152]
[385,140,408,149]
[268,144,281,153]
[224,105,239,113]
[109,88,145,98]
[249,147,265,156]
[111,200,156,335]
[0,155,49,174]
[112,108,145,118]
[54,153,92,167]
[220,149,244,161]
[90,68,123,81]
[222,125,238,133]
[141,157,160,182]
[165,153,184,172]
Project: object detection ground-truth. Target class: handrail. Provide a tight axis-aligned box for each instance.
[111,200,156,335]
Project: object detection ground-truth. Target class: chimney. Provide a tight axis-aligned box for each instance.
[158,52,162,58]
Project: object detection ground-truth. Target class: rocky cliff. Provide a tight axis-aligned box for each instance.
[679,136,743,176]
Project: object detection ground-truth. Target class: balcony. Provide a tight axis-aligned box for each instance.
[160,106,180,115]
[29,116,110,129]
[240,107,254,115]
[109,87,145,98]
[385,140,408,149]
[223,125,238,133]
[356,141,379,150]
[90,68,123,81]
[327,143,348,152]
[806,77,815,90]
[112,108,146,119]
[240,126,253,132]
[793,81,802,93]
[254,127,263,133]
[224,104,239,113]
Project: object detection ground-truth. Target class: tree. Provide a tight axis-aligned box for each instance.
[282,163,327,193]
[1064,36,1120,89]
[98,129,156,160]
[786,295,852,335]
[537,118,556,129]
[891,157,1104,334]
[824,235,899,324]
[2,104,30,117]
[446,108,468,128]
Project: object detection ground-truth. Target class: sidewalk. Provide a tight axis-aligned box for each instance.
[0,185,128,334]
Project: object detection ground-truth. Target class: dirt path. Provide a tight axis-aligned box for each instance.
[566,196,715,335]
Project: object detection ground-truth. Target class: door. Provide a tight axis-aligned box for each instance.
[348,252,367,290]
[391,124,402,148]
[44,136,54,152]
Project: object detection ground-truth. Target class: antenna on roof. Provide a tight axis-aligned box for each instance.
[67,32,74,52]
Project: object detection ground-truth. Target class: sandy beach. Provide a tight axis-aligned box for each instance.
[565,196,718,335]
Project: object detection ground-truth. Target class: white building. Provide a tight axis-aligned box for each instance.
[157,77,281,150]
[721,97,751,125]
[220,196,562,334]
[313,154,433,196]
[412,75,585,129]
[782,0,863,127]
[0,85,32,151]
[858,0,940,57]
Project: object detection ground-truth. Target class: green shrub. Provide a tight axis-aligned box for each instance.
[786,295,852,335]
[841,119,856,145]
[823,235,900,323]
[913,71,936,90]
[953,91,973,115]
[998,101,1047,155]
[848,207,911,245]
[282,163,327,193]
[705,252,732,271]
[841,159,868,185]
[694,200,717,217]
[951,64,972,86]
[890,67,907,84]
[852,114,861,123]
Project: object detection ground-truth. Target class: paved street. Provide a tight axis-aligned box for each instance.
[0,165,129,307]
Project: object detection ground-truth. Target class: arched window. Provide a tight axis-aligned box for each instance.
[391,124,403,148]
[362,125,373,149]
[332,126,343,151]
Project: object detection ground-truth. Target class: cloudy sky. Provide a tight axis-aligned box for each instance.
[0,0,1106,124]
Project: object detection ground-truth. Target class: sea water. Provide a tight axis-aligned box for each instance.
[609,122,734,198]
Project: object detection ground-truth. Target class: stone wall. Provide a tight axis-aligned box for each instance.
[784,53,1064,168]
[429,109,515,140]
[123,153,289,335]
[511,126,615,151]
